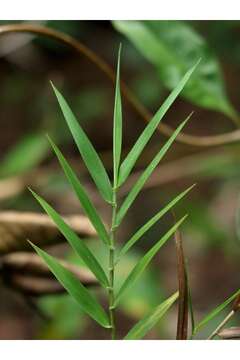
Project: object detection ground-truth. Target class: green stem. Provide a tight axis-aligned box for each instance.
[207,310,235,340]
[108,188,117,339]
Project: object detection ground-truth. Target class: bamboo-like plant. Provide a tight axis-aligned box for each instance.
[29,47,199,339]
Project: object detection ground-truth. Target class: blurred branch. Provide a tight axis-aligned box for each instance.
[218,327,240,339]
[120,145,240,197]
[1,23,240,147]
[0,211,96,255]
[0,251,98,296]
[0,176,26,201]
[1,145,239,209]
[0,21,45,57]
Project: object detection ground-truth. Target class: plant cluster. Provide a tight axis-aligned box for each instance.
[29,47,240,340]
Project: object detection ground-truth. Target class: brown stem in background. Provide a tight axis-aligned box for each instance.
[1,23,240,147]
[173,218,189,340]
[0,251,98,296]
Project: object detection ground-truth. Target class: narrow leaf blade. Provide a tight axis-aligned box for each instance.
[113,45,123,187]
[125,291,179,339]
[114,215,187,306]
[116,116,190,226]
[51,83,112,203]
[118,62,198,186]
[47,136,110,246]
[193,288,240,335]
[30,242,110,328]
[29,189,109,288]
[117,184,195,261]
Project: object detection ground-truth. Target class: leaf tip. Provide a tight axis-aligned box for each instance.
[188,183,197,192]
[184,112,193,124]
[50,81,59,96]
[180,214,189,224]
[28,187,40,202]
[27,239,38,252]
[118,42,122,54]
[49,80,55,89]
[46,134,54,147]
[28,186,34,195]
[194,57,202,70]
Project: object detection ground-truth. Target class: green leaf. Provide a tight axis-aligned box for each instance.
[117,184,195,261]
[193,288,240,336]
[118,62,198,186]
[113,20,237,122]
[116,115,190,226]
[47,136,110,246]
[113,44,123,187]
[0,133,49,178]
[114,215,187,306]
[125,291,179,339]
[51,83,112,203]
[29,189,109,287]
[30,242,110,328]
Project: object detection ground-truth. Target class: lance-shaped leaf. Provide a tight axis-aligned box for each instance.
[193,288,240,336]
[113,21,237,122]
[51,83,112,204]
[113,45,123,187]
[29,189,109,288]
[118,62,198,187]
[47,137,110,246]
[30,242,110,328]
[125,291,179,339]
[114,215,187,306]
[116,184,195,261]
[116,116,190,226]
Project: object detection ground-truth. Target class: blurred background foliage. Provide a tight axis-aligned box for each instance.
[0,20,240,339]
